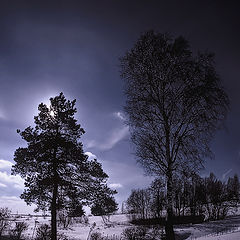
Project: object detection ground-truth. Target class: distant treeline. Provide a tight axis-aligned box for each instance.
[124,172,239,222]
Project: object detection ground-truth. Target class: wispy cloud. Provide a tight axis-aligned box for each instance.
[222,168,232,180]
[0,196,36,214]
[114,111,126,121]
[87,126,129,150]
[86,111,129,150]
[0,159,13,170]
[0,108,6,119]
[0,183,7,188]
[86,111,129,151]
[85,151,97,160]
[0,171,24,190]
[109,183,123,189]
[99,126,129,150]
[85,140,97,149]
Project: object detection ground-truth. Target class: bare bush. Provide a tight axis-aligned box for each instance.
[35,224,51,240]
[0,207,11,237]
[122,227,147,240]
[57,232,69,240]
[90,232,104,240]
[126,189,152,220]
[58,210,73,229]
[72,215,89,224]
[90,232,122,240]
[9,222,28,240]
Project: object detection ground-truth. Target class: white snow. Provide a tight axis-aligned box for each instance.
[6,213,240,240]
[12,214,129,240]
[194,231,240,240]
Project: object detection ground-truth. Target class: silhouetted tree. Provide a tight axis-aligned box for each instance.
[120,31,229,239]
[12,93,114,240]
[68,201,85,218]
[204,173,234,220]
[192,175,206,216]
[126,188,152,220]
[150,178,166,218]
[91,195,118,223]
[173,176,185,217]
[226,174,240,202]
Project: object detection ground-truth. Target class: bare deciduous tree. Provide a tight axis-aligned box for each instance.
[120,31,229,239]
[126,188,152,220]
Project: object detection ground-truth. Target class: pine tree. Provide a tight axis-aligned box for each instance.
[12,93,114,240]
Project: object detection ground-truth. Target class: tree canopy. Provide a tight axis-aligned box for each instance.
[121,31,229,176]
[91,195,118,223]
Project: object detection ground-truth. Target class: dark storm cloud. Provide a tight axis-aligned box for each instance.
[0,1,239,212]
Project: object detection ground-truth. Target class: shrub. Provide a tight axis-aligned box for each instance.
[35,224,51,240]
[9,222,28,240]
[73,215,89,224]
[58,233,69,240]
[122,227,147,240]
[0,207,11,237]
[90,232,104,240]
[90,232,122,240]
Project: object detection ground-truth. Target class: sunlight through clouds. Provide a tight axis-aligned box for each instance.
[85,151,97,160]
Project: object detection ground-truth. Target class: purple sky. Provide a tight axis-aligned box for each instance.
[0,1,239,213]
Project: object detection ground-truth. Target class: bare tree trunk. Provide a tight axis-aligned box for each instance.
[165,123,175,240]
[165,171,175,240]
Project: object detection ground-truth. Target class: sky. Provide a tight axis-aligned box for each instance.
[0,1,239,214]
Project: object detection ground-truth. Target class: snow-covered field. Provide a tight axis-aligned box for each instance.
[195,231,240,240]
[9,214,240,240]
[12,214,130,239]
[180,216,240,239]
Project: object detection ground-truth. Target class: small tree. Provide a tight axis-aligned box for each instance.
[226,174,240,202]
[203,173,231,220]
[91,195,118,223]
[120,31,229,239]
[35,224,51,240]
[12,93,115,240]
[9,222,28,240]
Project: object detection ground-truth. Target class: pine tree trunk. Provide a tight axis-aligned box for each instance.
[51,182,58,240]
[165,171,175,240]
[51,138,59,240]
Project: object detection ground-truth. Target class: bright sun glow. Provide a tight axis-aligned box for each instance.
[50,110,55,117]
